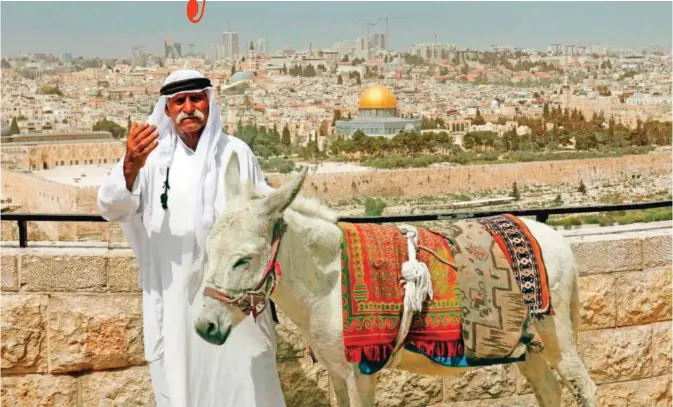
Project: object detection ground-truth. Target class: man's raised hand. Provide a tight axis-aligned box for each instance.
[123,122,159,191]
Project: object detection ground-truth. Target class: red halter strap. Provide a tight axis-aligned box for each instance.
[203,220,285,320]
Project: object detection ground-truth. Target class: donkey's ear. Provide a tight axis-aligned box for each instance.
[264,166,308,219]
[224,151,242,203]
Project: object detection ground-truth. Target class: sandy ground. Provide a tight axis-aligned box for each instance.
[32,161,376,188]
[294,161,375,174]
[33,165,116,187]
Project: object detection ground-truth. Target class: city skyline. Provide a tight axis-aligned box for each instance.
[1,1,671,58]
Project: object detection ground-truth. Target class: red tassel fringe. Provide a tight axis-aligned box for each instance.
[345,344,395,363]
[345,340,463,363]
[410,340,464,358]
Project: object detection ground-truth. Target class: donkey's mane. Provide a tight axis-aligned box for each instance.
[241,182,339,224]
[286,194,338,224]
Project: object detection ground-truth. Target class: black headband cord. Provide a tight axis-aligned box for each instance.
[160,77,212,96]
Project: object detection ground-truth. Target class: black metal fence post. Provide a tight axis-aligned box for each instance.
[18,220,28,248]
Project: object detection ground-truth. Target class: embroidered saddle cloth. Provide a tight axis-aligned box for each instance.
[429,214,551,361]
[339,214,551,372]
[339,222,463,365]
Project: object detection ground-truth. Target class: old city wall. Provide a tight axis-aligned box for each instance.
[268,152,672,200]
[0,170,107,242]
[3,141,125,172]
[2,152,671,242]
[1,223,670,406]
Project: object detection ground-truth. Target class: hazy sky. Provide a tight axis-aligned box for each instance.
[2,1,671,58]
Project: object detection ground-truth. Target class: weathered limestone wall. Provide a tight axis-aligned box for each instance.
[1,223,671,406]
[267,153,672,200]
[1,170,109,242]
[3,152,670,243]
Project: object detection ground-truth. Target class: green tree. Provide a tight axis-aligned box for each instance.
[337,74,343,85]
[9,117,20,135]
[364,197,386,217]
[332,110,342,126]
[281,124,291,146]
[93,118,126,139]
[510,181,521,201]
[578,180,587,195]
[472,108,485,125]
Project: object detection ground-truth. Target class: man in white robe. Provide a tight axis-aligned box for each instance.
[97,69,286,407]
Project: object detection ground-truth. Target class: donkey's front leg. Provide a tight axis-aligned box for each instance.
[346,366,376,407]
[326,371,350,407]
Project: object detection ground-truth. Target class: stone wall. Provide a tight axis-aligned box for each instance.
[1,170,109,242]
[1,140,124,172]
[3,153,670,243]
[2,222,670,406]
[266,153,671,200]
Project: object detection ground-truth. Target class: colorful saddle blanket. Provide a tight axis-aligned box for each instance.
[339,222,463,365]
[339,214,551,374]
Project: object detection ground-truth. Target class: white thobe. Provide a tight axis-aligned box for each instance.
[97,135,286,407]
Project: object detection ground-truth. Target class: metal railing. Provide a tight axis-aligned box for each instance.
[2,200,670,248]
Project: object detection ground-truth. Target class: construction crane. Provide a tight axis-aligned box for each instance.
[354,20,376,59]
[377,15,403,53]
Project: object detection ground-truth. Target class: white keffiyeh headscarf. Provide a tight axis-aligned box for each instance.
[146,69,226,252]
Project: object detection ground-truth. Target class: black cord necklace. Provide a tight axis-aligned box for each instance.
[160,167,170,210]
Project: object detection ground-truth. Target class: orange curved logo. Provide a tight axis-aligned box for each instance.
[186,0,206,23]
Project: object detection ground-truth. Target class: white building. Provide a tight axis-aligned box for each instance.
[222,31,240,60]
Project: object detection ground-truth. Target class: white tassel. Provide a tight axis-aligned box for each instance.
[399,226,434,313]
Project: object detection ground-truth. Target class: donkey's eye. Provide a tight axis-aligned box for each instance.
[233,257,251,269]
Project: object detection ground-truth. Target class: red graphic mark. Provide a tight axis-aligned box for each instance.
[186,0,206,23]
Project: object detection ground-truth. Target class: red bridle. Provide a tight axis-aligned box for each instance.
[203,222,284,321]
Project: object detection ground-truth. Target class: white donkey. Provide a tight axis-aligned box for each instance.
[195,152,598,407]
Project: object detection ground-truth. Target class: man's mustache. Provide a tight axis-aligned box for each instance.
[177,109,205,123]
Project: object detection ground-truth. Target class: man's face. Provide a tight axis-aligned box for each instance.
[165,90,210,134]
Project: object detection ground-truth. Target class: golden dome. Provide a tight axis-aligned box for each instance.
[358,85,397,109]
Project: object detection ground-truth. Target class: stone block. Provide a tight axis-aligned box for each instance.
[1,251,19,291]
[652,322,672,377]
[0,374,78,406]
[643,233,672,269]
[434,394,538,407]
[443,365,517,402]
[80,365,154,406]
[107,252,140,292]
[597,375,671,407]
[21,250,107,291]
[578,274,616,330]
[616,269,671,326]
[1,294,49,374]
[277,355,330,407]
[578,325,652,384]
[275,309,307,360]
[376,369,443,407]
[48,294,144,373]
[570,235,643,275]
